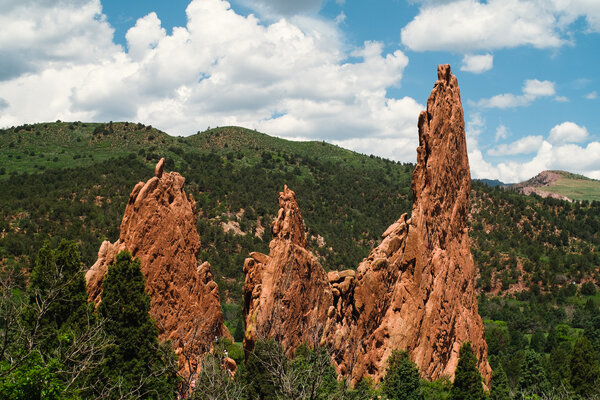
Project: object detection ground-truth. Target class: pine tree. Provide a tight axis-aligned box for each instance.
[28,240,90,350]
[518,349,549,395]
[98,250,178,399]
[489,364,510,400]
[381,350,423,400]
[569,336,600,398]
[450,342,485,400]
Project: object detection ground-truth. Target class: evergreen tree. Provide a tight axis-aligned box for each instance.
[450,342,485,400]
[569,336,600,398]
[97,250,178,399]
[28,240,90,350]
[545,344,570,389]
[529,329,545,353]
[517,350,549,395]
[489,364,510,400]
[381,350,423,400]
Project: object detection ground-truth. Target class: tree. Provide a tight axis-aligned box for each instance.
[381,350,423,400]
[489,364,510,400]
[569,336,600,398]
[529,329,545,353]
[1,241,109,398]
[27,240,90,351]
[517,350,549,395]
[97,250,178,399]
[450,342,485,400]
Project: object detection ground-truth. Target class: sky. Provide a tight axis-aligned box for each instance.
[0,0,599,183]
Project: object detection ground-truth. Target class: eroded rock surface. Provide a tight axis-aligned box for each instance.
[86,159,228,371]
[323,64,491,384]
[243,65,491,385]
[243,185,333,355]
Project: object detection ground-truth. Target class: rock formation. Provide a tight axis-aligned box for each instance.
[323,64,491,384]
[243,185,333,355]
[86,158,228,371]
[242,65,491,385]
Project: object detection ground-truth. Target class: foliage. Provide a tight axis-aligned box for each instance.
[96,250,178,399]
[489,364,510,400]
[518,349,549,395]
[450,342,485,400]
[569,336,600,398]
[381,350,423,400]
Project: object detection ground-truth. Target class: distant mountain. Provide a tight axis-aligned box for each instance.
[474,178,506,187]
[511,170,600,202]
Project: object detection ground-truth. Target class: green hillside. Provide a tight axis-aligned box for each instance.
[512,170,600,202]
[2,122,600,397]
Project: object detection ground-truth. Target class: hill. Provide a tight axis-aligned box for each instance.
[2,122,600,393]
[511,170,600,202]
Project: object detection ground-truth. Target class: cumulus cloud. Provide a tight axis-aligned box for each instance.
[460,54,493,73]
[469,122,600,182]
[548,121,589,144]
[476,79,556,108]
[586,91,597,99]
[401,0,600,52]
[487,135,543,156]
[0,0,423,160]
[0,0,120,81]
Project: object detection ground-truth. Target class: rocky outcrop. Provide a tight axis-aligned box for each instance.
[243,185,333,355]
[86,159,228,371]
[242,65,491,385]
[323,64,491,384]
[512,170,572,201]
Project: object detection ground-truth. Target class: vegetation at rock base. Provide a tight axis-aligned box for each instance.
[450,342,485,400]
[2,121,600,398]
[382,350,423,400]
[96,250,179,399]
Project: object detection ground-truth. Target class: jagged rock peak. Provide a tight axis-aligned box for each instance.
[243,185,332,357]
[86,159,228,374]
[271,184,307,247]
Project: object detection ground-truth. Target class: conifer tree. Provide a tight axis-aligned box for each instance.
[381,350,423,400]
[569,336,600,398]
[489,364,510,400]
[28,240,90,349]
[450,342,485,400]
[518,350,549,395]
[97,250,178,399]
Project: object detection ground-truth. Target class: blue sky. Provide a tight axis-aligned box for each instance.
[1,0,599,182]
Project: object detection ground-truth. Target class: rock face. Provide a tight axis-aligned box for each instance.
[323,64,491,384]
[242,65,491,385]
[86,159,228,371]
[243,185,333,355]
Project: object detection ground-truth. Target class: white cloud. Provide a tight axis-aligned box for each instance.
[487,135,543,156]
[554,96,568,102]
[495,124,508,142]
[401,0,600,52]
[460,54,493,73]
[469,121,599,182]
[0,0,121,81]
[548,121,589,144]
[0,0,423,158]
[476,79,556,108]
[586,91,597,99]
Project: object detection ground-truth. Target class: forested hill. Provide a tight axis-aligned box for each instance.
[2,122,600,391]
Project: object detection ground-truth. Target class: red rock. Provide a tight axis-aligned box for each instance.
[324,64,491,384]
[243,185,333,356]
[86,159,229,373]
[242,65,491,386]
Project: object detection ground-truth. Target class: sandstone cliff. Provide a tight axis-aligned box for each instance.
[86,158,228,371]
[323,64,491,384]
[243,185,333,355]
[242,65,491,385]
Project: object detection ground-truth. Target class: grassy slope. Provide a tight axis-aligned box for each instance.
[536,172,600,202]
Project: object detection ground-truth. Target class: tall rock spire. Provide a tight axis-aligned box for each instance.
[242,65,491,386]
[86,158,228,373]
